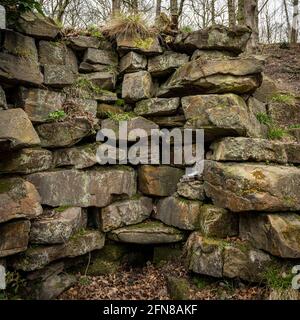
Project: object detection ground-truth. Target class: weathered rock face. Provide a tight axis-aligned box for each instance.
[79,62,110,73]
[204,161,300,212]
[17,11,60,39]
[207,137,300,164]
[101,197,153,232]
[27,167,136,207]
[0,86,7,109]
[253,75,278,103]
[0,148,53,174]
[30,207,87,244]
[240,213,300,258]
[269,101,300,128]
[116,35,162,56]
[0,177,42,223]
[148,115,186,128]
[199,204,238,238]
[159,58,263,97]
[16,87,66,123]
[35,118,93,148]
[4,30,38,61]
[185,232,272,282]
[182,94,265,140]
[85,72,116,90]
[0,109,40,150]
[138,165,184,196]
[83,48,118,66]
[97,103,124,118]
[155,196,202,230]
[191,49,236,60]
[174,25,251,54]
[119,51,147,73]
[122,71,153,102]
[0,53,43,86]
[11,230,105,271]
[0,220,31,257]
[108,221,184,244]
[177,180,205,200]
[67,36,102,50]
[134,98,180,116]
[101,116,159,141]
[148,52,189,77]
[64,98,97,116]
[52,143,98,169]
[43,65,76,87]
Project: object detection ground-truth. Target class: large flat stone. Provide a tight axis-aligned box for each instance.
[101,196,153,232]
[138,165,184,196]
[30,207,87,244]
[108,221,184,244]
[177,180,205,200]
[16,87,66,123]
[26,167,136,207]
[0,148,53,174]
[155,196,202,230]
[68,36,101,50]
[158,58,263,97]
[0,109,40,150]
[119,51,147,73]
[85,72,116,90]
[43,65,76,88]
[240,213,300,258]
[83,48,118,65]
[204,161,300,212]
[134,98,180,116]
[0,220,30,257]
[11,230,105,271]
[0,52,43,86]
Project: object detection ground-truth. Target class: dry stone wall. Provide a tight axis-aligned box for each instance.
[1,12,300,299]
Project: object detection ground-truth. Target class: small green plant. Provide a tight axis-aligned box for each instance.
[192,276,211,289]
[54,205,71,213]
[87,25,103,39]
[115,99,125,107]
[133,37,154,50]
[5,271,26,294]
[78,276,91,286]
[264,265,293,290]
[289,124,300,129]
[106,111,136,122]
[48,110,67,121]
[181,26,193,33]
[271,93,295,105]
[256,112,272,125]
[268,127,286,140]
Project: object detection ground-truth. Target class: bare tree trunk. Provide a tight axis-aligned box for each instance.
[283,0,291,39]
[228,0,236,28]
[237,0,245,25]
[155,0,162,22]
[112,0,121,17]
[291,0,299,43]
[170,0,179,30]
[131,0,138,14]
[211,0,216,25]
[56,0,71,23]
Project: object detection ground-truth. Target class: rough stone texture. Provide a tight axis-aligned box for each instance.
[52,143,98,169]
[204,161,300,212]
[101,196,153,232]
[85,72,116,91]
[199,204,238,238]
[177,180,205,200]
[0,86,7,109]
[4,30,38,61]
[185,232,272,282]
[134,97,180,116]
[240,213,300,258]
[0,52,43,86]
[97,104,124,118]
[27,167,136,207]
[166,276,191,300]
[122,71,153,102]
[68,36,101,50]
[93,90,118,103]
[116,35,162,56]
[35,118,93,148]
[108,221,184,244]
[148,115,186,127]
[0,220,31,257]
[83,48,118,66]
[0,109,40,150]
[207,137,300,164]
[268,101,300,128]
[191,49,236,60]
[182,94,265,141]
[16,87,66,123]
[11,230,105,271]
[0,261,5,290]
[43,65,76,88]
[79,62,111,73]
[138,165,184,196]
[148,51,189,77]
[159,58,263,97]
[17,11,60,39]
[30,207,87,244]
[119,51,147,73]
[253,75,278,103]
[174,25,251,54]
[155,196,202,230]
[101,116,159,141]
[0,148,53,174]
[65,98,97,116]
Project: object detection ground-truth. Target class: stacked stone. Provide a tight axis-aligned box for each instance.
[1,11,300,299]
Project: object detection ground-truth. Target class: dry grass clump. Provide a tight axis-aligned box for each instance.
[102,14,157,40]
